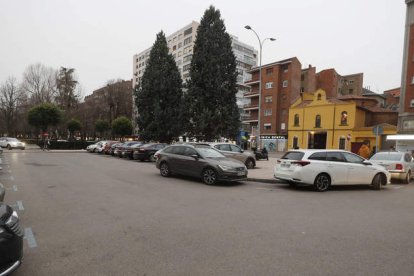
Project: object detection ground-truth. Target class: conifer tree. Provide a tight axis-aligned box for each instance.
[135,31,183,143]
[185,5,240,141]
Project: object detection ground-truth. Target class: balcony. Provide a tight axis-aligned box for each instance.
[242,115,258,123]
[243,103,259,110]
[243,91,259,98]
[244,78,260,86]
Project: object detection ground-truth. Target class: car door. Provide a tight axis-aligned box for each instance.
[342,152,375,184]
[325,152,349,185]
[179,147,205,177]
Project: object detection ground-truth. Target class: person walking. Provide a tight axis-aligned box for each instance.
[251,138,257,153]
[43,137,50,151]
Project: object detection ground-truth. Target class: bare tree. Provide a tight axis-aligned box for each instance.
[0,76,27,135]
[22,63,57,105]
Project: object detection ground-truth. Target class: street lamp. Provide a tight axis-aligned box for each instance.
[245,25,276,150]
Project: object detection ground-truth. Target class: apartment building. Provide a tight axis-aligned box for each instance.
[132,21,258,133]
[398,0,414,133]
[243,57,302,151]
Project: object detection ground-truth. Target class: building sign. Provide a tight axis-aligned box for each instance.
[260,135,287,140]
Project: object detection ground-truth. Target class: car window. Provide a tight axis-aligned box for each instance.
[308,152,326,161]
[370,152,402,161]
[404,154,412,162]
[326,152,345,162]
[281,151,305,160]
[183,147,197,156]
[170,146,185,155]
[163,146,173,153]
[230,145,242,153]
[216,144,231,151]
[156,144,165,149]
[343,152,364,163]
[196,147,225,158]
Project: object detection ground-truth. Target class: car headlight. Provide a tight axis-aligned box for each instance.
[22,142,26,146]
[218,165,235,171]
[6,211,19,225]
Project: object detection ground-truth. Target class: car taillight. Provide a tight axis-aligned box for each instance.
[276,160,281,163]
[154,153,159,159]
[395,164,403,170]
[292,161,311,167]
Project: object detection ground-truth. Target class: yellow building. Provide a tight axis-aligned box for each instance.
[288,89,397,152]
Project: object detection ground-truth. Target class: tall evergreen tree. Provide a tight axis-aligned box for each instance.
[135,31,183,143]
[185,5,240,141]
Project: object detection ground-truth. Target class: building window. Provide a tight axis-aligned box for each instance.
[173,45,177,51]
[183,64,191,72]
[349,80,354,85]
[265,82,273,89]
[184,27,192,36]
[294,114,299,126]
[264,109,272,116]
[178,42,182,49]
[410,99,414,107]
[293,137,299,149]
[281,109,287,118]
[265,96,272,103]
[340,111,348,125]
[339,137,346,150]
[349,89,354,94]
[264,123,271,130]
[317,94,322,101]
[184,37,192,45]
[315,115,321,128]
[266,68,273,76]
[281,64,288,72]
[282,80,288,87]
[183,54,192,63]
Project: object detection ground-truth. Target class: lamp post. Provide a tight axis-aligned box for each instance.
[245,25,275,150]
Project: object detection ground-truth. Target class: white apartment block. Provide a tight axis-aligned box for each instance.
[132,21,257,133]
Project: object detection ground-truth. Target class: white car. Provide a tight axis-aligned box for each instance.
[86,141,102,152]
[0,137,25,150]
[274,149,391,192]
[369,151,414,183]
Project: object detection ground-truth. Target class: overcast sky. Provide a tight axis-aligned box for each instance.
[0,0,406,98]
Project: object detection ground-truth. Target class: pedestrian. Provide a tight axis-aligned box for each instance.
[251,138,257,153]
[43,137,50,151]
[357,142,370,159]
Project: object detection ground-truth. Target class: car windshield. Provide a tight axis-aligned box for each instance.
[196,146,225,158]
[142,143,156,148]
[370,152,403,161]
[281,151,305,160]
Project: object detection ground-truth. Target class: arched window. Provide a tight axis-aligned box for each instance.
[293,136,299,149]
[317,94,322,101]
[315,115,321,128]
[340,111,348,125]
[294,114,299,126]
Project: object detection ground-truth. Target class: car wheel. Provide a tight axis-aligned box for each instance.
[314,173,331,192]
[371,173,384,190]
[245,158,255,169]
[92,148,96,153]
[202,168,217,185]
[403,171,411,184]
[7,144,11,150]
[160,162,171,177]
[149,154,156,162]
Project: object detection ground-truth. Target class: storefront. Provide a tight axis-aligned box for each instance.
[260,135,288,152]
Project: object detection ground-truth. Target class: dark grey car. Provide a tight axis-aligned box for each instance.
[155,144,248,185]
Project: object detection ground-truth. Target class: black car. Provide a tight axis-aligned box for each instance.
[133,143,167,162]
[0,204,23,275]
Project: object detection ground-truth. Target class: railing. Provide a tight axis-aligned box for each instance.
[243,104,259,109]
[243,91,259,97]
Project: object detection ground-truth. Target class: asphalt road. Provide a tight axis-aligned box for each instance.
[1,150,414,275]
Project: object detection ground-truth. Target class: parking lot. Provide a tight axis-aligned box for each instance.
[2,149,414,275]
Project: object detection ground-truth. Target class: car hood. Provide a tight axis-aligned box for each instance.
[206,157,245,168]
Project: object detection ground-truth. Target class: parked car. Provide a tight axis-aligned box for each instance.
[274,149,391,192]
[117,141,142,158]
[0,137,25,150]
[0,183,4,202]
[110,142,123,156]
[86,141,102,152]
[102,141,119,155]
[122,142,145,159]
[0,203,23,275]
[369,151,414,183]
[133,143,167,162]
[210,142,256,169]
[95,141,116,154]
[155,143,248,185]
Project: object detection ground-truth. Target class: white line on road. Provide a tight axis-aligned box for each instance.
[24,228,38,248]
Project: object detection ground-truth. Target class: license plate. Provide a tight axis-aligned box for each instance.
[237,171,246,176]
[281,163,290,168]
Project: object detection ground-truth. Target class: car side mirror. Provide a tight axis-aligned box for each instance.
[241,149,244,153]
[362,161,372,166]
[191,154,199,160]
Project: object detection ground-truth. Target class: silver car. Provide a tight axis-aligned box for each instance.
[210,143,256,169]
[0,137,25,150]
[369,151,414,183]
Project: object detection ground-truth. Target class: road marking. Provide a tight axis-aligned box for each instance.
[16,201,24,210]
[393,185,404,189]
[24,228,38,248]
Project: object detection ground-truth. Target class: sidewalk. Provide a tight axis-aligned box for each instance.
[245,151,285,183]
